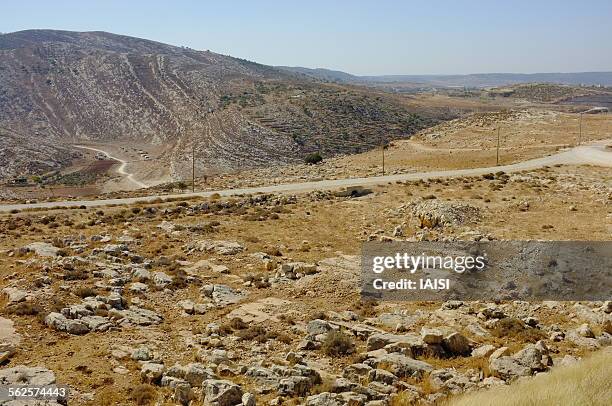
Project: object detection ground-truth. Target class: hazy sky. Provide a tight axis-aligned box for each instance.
[2,0,612,75]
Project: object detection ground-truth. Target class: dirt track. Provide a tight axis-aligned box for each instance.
[1,140,610,213]
[74,145,148,189]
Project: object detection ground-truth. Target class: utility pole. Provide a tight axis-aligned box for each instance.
[381,143,385,176]
[496,127,501,166]
[578,113,583,146]
[191,139,195,193]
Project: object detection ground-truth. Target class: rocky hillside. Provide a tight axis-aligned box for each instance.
[488,83,612,103]
[0,30,444,180]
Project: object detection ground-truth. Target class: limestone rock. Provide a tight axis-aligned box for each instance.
[24,242,60,257]
[442,332,471,355]
[202,379,243,406]
[194,240,245,255]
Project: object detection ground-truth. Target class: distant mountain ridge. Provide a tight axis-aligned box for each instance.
[278,67,612,87]
[0,29,444,180]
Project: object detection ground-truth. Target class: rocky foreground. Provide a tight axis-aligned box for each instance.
[0,168,610,405]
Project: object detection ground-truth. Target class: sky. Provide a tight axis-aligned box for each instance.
[2,0,612,76]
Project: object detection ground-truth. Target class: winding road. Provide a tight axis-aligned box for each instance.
[1,141,610,213]
[74,145,148,189]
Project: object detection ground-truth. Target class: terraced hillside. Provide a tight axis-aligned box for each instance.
[0,30,445,181]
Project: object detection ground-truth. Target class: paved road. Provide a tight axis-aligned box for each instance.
[74,145,148,188]
[1,141,610,213]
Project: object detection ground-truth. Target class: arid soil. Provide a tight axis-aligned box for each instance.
[1,156,610,404]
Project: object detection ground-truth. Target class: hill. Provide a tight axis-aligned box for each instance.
[0,30,443,181]
[278,66,612,87]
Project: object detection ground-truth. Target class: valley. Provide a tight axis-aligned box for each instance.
[0,27,611,406]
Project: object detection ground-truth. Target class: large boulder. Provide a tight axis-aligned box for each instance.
[201,285,245,307]
[306,319,336,336]
[2,287,28,303]
[24,242,60,257]
[153,272,173,288]
[278,376,313,396]
[202,379,243,406]
[0,317,21,363]
[489,345,546,380]
[180,363,217,387]
[306,392,345,406]
[194,240,244,255]
[109,306,163,326]
[364,352,433,378]
[141,362,165,384]
[0,365,56,385]
[430,368,476,394]
[366,333,423,353]
[442,332,472,355]
[489,356,531,380]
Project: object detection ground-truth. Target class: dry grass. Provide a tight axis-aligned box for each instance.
[130,384,158,405]
[446,349,612,406]
[320,330,354,357]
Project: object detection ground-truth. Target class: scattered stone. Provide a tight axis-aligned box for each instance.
[489,345,547,380]
[305,393,345,406]
[2,287,28,303]
[45,312,90,335]
[129,282,149,293]
[103,243,128,255]
[109,306,163,326]
[0,365,56,386]
[202,285,245,307]
[471,344,496,358]
[202,379,243,405]
[306,319,335,336]
[366,333,423,353]
[489,347,511,361]
[364,352,433,377]
[141,362,165,383]
[421,328,443,345]
[577,323,595,338]
[153,272,173,288]
[0,317,21,363]
[132,346,153,361]
[157,221,178,233]
[24,242,60,257]
[409,200,480,228]
[489,356,531,380]
[242,392,256,406]
[194,240,245,255]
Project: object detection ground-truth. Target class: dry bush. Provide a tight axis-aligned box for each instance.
[279,313,296,325]
[264,246,283,256]
[228,317,248,330]
[310,311,327,321]
[73,287,98,298]
[265,330,293,344]
[63,268,89,280]
[131,384,157,405]
[354,298,378,318]
[236,325,268,342]
[321,330,354,357]
[490,318,545,343]
[96,387,126,406]
[5,302,43,316]
[48,297,67,313]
